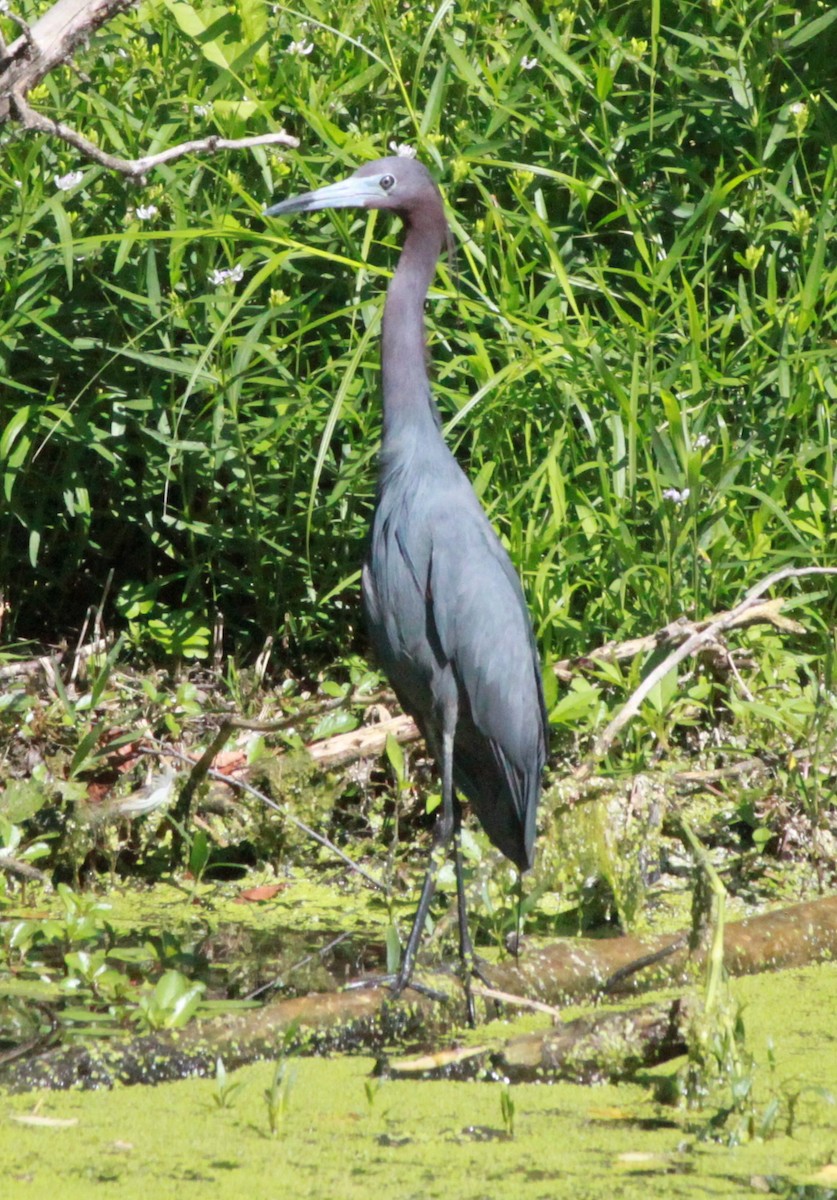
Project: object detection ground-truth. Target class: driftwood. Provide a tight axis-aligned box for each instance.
[3,895,834,1092]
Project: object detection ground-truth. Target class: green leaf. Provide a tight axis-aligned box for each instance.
[783,8,837,47]
[310,709,359,741]
[385,731,406,785]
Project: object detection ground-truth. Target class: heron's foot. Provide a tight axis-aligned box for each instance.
[467,954,493,989]
[452,953,493,1026]
[343,973,448,1003]
[388,972,450,1004]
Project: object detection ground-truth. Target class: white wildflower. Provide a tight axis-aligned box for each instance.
[135,204,158,221]
[0,2,10,13]
[286,39,314,55]
[662,487,690,505]
[694,433,710,449]
[55,170,83,191]
[389,142,417,158]
[209,264,245,286]
[193,103,213,117]
[521,55,538,70]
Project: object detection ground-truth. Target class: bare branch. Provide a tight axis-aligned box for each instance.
[554,596,803,682]
[575,565,837,780]
[11,92,298,181]
[1,0,298,175]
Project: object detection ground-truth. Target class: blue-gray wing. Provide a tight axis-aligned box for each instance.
[427,491,547,869]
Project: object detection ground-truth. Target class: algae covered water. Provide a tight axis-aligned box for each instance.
[2,963,835,1200]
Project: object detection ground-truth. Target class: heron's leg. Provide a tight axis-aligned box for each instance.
[452,811,477,1026]
[391,723,456,996]
[452,813,492,1000]
[452,808,473,964]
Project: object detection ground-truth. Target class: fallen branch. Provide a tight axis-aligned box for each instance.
[3,895,834,1091]
[553,596,803,683]
[575,566,837,781]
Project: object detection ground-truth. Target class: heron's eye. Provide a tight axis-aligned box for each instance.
[380,174,396,192]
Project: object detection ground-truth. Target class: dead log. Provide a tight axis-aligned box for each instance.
[2,895,834,1092]
[386,998,693,1084]
[487,896,837,1003]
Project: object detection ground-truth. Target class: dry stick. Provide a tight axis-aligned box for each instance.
[469,984,563,1019]
[575,565,837,782]
[11,94,299,180]
[168,720,236,866]
[552,595,802,682]
[671,757,769,786]
[0,856,50,885]
[204,764,386,895]
[0,637,107,681]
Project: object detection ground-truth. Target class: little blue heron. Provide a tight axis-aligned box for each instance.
[266,157,548,1006]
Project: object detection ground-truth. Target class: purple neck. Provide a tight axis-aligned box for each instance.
[380,215,446,445]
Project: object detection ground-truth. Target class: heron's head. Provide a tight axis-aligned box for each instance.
[264,156,445,227]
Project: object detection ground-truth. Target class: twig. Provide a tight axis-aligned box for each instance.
[0,637,108,682]
[0,1002,59,1069]
[3,8,34,43]
[245,930,353,1001]
[207,764,386,894]
[679,818,726,1013]
[0,855,50,884]
[719,645,755,702]
[168,720,235,866]
[10,93,298,181]
[575,565,837,780]
[469,984,563,1018]
[670,757,769,786]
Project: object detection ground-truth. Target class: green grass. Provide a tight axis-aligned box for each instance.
[1,0,834,666]
[1,0,836,888]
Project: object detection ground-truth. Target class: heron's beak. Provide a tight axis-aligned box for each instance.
[264,174,386,217]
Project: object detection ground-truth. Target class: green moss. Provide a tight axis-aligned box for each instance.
[2,964,834,1199]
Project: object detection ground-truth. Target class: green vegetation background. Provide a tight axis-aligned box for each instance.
[1,0,834,672]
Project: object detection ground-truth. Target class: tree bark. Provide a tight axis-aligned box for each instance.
[1,0,135,105]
